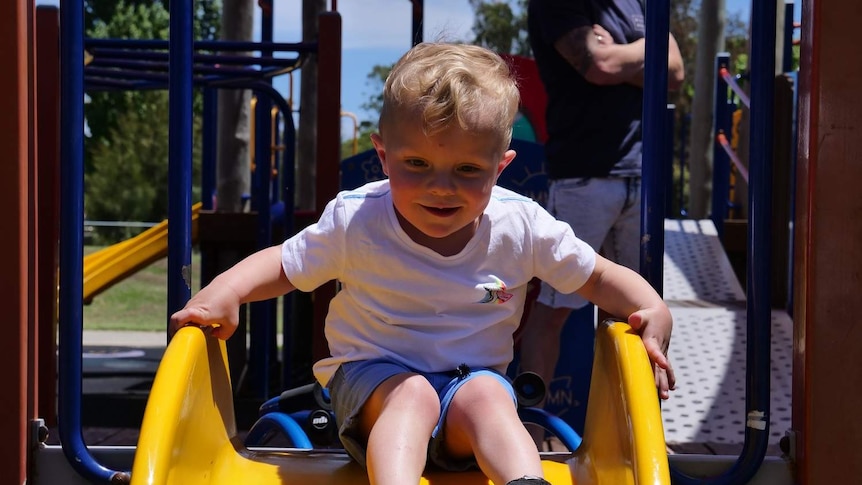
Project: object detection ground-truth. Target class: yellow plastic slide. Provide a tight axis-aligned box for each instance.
[130,321,670,484]
[83,203,201,303]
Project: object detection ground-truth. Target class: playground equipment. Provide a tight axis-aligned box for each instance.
[83,202,202,303]
[124,321,668,484]
[5,0,862,484]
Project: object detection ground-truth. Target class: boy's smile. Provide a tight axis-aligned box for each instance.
[371,120,516,256]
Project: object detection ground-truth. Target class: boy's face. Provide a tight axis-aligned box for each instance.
[371,119,515,254]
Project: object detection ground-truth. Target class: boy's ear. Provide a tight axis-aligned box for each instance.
[370,132,388,176]
[496,149,517,178]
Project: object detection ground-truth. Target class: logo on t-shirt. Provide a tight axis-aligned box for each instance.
[477,275,513,304]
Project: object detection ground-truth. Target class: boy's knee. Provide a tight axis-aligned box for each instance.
[455,374,513,405]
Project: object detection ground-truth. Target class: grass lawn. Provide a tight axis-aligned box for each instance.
[83,247,202,332]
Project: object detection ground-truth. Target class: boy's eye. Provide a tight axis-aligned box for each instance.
[405,158,427,168]
[457,165,482,174]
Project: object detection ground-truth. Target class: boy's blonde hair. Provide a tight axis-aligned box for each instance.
[379,43,520,152]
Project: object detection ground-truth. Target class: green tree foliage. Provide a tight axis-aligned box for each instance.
[340,123,377,160]
[84,0,220,243]
[470,0,530,56]
[359,64,392,123]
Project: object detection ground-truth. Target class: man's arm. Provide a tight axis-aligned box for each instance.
[624,33,685,89]
[554,25,684,89]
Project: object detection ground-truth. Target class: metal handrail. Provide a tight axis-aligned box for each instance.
[716,131,750,183]
[719,67,751,108]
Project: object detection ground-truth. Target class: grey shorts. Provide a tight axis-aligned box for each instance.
[537,176,641,309]
[327,358,516,471]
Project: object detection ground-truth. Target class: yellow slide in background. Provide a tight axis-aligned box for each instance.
[83,202,202,303]
[130,321,670,484]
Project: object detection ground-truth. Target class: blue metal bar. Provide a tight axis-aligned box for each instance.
[741,0,777,469]
[84,65,291,92]
[518,407,582,452]
[281,102,297,390]
[85,38,316,53]
[167,0,193,328]
[86,65,276,81]
[711,53,732,241]
[88,48,302,67]
[671,0,777,483]
[639,0,670,291]
[244,413,314,449]
[87,60,285,76]
[57,0,129,482]
[411,0,424,45]
[249,0,276,399]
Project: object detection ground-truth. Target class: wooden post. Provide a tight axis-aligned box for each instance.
[793,0,862,481]
[36,5,60,428]
[0,0,34,481]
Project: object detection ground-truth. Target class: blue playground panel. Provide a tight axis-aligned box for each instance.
[340,137,595,436]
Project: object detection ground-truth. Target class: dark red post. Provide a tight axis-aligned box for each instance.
[312,11,341,361]
[793,0,862,482]
[0,0,35,482]
[35,5,60,428]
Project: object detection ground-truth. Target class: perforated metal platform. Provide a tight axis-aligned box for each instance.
[663,219,746,304]
[660,220,792,446]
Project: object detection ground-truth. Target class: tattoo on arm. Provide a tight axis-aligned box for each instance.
[554,26,593,76]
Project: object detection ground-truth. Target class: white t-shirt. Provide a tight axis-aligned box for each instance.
[282,179,596,386]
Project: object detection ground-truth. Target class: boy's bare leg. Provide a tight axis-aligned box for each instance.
[443,375,545,485]
[361,374,441,485]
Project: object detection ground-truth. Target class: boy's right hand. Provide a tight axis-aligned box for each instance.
[169,282,242,340]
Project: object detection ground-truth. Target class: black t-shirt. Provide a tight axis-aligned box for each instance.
[528,0,646,179]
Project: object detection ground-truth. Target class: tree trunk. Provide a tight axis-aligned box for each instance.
[733,0,787,219]
[216,0,254,212]
[687,0,725,219]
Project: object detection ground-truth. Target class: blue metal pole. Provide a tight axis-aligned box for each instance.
[741,0,777,470]
[640,0,670,292]
[281,101,297,389]
[671,1,776,483]
[84,38,316,53]
[167,0,194,329]
[85,48,305,67]
[249,0,276,399]
[711,53,731,241]
[57,0,128,482]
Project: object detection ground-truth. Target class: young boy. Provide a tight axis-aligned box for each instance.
[171,42,674,485]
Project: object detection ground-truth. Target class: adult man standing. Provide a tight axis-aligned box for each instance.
[519,0,684,446]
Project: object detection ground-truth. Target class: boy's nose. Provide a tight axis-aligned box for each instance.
[427,171,456,194]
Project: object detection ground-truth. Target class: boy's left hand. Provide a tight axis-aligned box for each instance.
[628,308,675,399]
